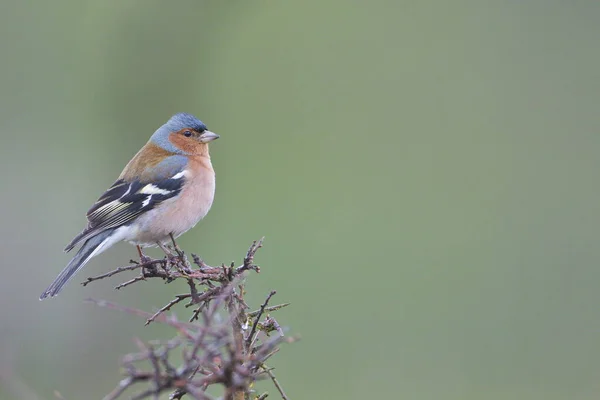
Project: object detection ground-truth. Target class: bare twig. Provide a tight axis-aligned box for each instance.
[246,291,276,348]
[84,239,293,400]
[263,366,289,400]
[82,260,163,286]
[247,303,290,317]
[145,294,192,325]
[115,276,147,290]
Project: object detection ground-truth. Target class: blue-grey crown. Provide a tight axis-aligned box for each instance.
[150,112,207,154]
[166,112,207,133]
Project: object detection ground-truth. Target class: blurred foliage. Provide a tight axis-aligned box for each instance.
[1,1,600,399]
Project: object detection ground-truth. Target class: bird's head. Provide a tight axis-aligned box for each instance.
[150,112,219,155]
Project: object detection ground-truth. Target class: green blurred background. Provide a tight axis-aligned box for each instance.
[1,1,600,399]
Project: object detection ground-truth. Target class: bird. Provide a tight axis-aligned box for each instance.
[39,112,219,300]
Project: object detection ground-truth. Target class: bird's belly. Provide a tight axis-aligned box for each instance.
[126,171,215,246]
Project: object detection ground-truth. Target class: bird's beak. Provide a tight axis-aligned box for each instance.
[199,130,220,143]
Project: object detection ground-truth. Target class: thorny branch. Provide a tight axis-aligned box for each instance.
[84,238,295,400]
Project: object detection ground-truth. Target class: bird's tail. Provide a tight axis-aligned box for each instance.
[40,229,116,300]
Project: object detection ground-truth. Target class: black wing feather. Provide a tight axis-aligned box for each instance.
[64,176,185,251]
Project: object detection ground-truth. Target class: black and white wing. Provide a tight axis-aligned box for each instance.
[64,173,186,252]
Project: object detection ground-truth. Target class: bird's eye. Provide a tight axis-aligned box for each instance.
[183,130,192,137]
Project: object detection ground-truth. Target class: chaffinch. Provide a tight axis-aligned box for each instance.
[40,113,219,299]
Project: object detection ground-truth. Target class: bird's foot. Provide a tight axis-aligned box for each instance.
[136,245,152,264]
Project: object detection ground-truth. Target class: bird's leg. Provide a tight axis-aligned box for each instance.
[136,245,154,277]
[158,240,188,275]
[169,233,184,257]
[157,241,173,256]
[136,245,151,264]
[168,233,193,274]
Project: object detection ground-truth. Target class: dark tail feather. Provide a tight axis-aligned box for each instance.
[40,229,115,300]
